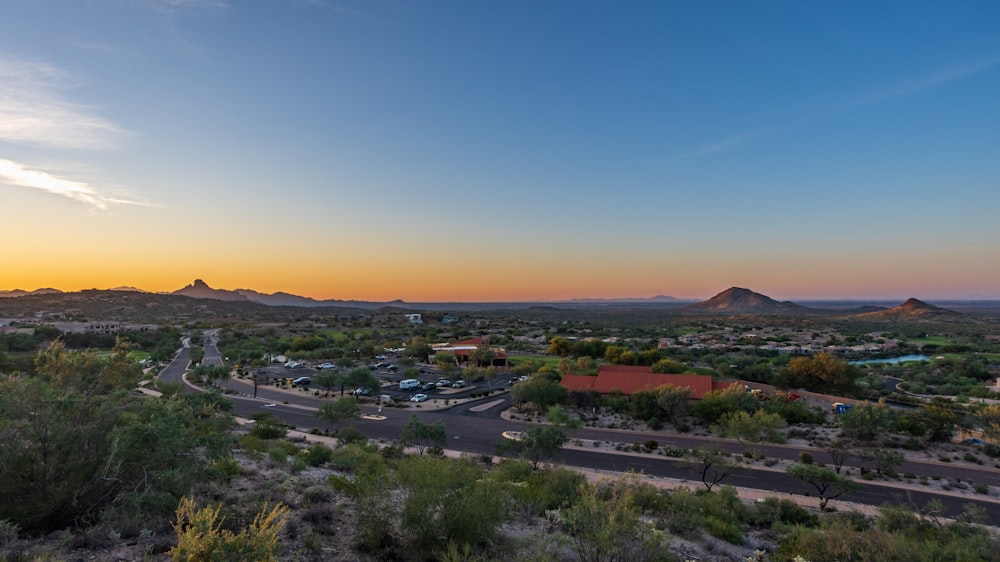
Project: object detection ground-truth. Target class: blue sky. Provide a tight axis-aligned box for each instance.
[1,1,998,301]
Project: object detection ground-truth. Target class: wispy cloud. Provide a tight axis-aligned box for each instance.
[0,158,152,210]
[672,53,1000,162]
[0,55,126,149]
[672,131,759,161]
[860,53,1000,106]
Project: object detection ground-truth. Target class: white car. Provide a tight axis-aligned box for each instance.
[451,380,466,388]
[318,362,336,370]
[410,393,428,402]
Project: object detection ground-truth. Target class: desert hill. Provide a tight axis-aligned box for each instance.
[853,298,961,320]
[683,287,812,315]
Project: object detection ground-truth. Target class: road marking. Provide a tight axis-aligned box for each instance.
[470,399,505,412]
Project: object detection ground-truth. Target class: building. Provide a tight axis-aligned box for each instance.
[560,364,730,399]
[430,337,508,369]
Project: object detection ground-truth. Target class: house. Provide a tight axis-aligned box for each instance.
[560,364,728,399]
[430,337,508,368]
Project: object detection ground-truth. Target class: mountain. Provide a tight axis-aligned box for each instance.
[172,279,251,302]
[853,298,961,320]
[234,288,324,307]
[684,287,812,315]
[0,288,62,298]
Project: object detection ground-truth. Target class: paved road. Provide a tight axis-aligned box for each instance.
[160,340,1000,523]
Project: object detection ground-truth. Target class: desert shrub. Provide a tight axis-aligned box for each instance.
[336,426,368,446]
[0,519,19,546]
[303,443,334,467]
[696,486,745,526]
[328,444,385,475]
[745,497,817,529]
[397,456,509,551]
[660,487,703,536]
[208,456,244,481]
[169,497,288,562]
[302,485,334,506]
[558,476,671,562]
[248,414,287,440]
[704,515,743,544]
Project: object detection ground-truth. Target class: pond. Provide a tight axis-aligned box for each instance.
[850,354,931,365]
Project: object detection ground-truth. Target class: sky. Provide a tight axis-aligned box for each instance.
[1,1,999,302]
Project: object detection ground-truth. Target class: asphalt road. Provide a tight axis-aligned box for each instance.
[159,342,1000,523]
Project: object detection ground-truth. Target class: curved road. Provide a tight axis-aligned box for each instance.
[159,343,1000,522]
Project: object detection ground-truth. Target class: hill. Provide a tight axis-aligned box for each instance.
[172,279,251,302]
[0,288,61,298]
[853,298,962,320]
[683,287,813,315]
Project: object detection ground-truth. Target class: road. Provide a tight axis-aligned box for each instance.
[159,341,1000,523]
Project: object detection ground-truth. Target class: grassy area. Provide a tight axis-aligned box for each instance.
[506,354,562,368]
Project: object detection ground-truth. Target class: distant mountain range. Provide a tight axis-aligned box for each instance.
[172,279,404,308]
[0,288,62,298]
[0,280,979,317]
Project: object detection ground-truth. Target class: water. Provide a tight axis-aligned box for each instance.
[850,354,931,365]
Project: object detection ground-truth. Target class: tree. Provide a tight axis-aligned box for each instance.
[859,447,904,477]
[786,463,861,510]
[775,352,859,393]
[825,438,853,474]
[652,359,687,374]
[656,384,690,425]
[313,370,341,397]
[316,397,360,432]
[692,383,757,424]
[547,336,572,357]
[511,357,545,378]
[917,402,960,443]
[713,409,787,460]
[683,447,741,491]
[509,376,567,411]
[468,345,497,368]
[839,400,895,441]
[976,404,1000,443]
[400,415,447,455]
[346,366,380,395]
[498,425,568,469]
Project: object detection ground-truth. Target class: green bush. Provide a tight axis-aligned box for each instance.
[704,514,743,544]
[303,443,335,466]
[745,497,817,529]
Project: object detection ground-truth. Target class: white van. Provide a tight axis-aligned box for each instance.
[399,379,420,390]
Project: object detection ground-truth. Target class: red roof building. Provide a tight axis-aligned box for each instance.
[560,364,721,399]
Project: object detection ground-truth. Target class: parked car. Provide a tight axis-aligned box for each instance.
[435,379,451,388]
[451,379,466,388]
[353,387,371,396]
[422,382,437,391]
[291,376,311,387]
[386,365,399,372]
[410,393,428,402]
[318,362,336,370]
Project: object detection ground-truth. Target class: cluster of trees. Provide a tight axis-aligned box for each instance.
[0,340,236,535]
[1,327,181,374]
